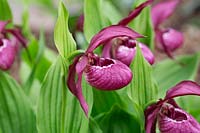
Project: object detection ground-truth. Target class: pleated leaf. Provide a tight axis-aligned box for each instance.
[84,0,105,42]
[126,45,158,109]
[89,118,102,133]
[0,0,12,20]
[37,57,93,133]
[0,71,36,133]
[129,0,154,50]
[91,90,144,132]
[96,105,141,133]
[153,54,200,97]
[54,2,76,59]
[102,1,123,25]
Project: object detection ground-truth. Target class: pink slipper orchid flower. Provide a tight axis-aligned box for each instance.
[0,20,27,70]
[67,25,144,116]
[151,0,184,58]
[145,81,200,133]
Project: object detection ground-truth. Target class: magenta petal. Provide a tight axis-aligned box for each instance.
[115,42,154,66]
[118,0,153,26]
[102,41,112,58]
[155,30,174,58]
[6,28,27,48]
[115,45,136,66]
[0,39,16,70]
[86,25,144,53]
[67,55,89,116]
[158,104,200,133]
[145,103,160,133]
[162,28,184,52]
[76,14,84,32]
[0,21,8,32]
[151,0,180,29]
[164,81,200,101]
[85,58,132,90]
[139,43,155,65]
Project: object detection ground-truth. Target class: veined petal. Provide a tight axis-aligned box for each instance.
[158,104,200,133]
[84,57,132,90]
[67,55,89,116]
[151,0,180,29]
[118,0,153,26]
[115,42,154,66]
[86,25,144,53]
[145,102,160,133]
[0,39,16,70]
[164,81,200,101]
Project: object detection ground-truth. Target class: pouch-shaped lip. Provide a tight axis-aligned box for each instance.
[158,104,200,133]
[85,57,133,90]
[0,39,16,70]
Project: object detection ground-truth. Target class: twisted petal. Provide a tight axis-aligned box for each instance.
[86,25,144,53]
[118,0,153,26]
[164,81,200,101]
[85,58,132,90]
[6,28,27,48]
[151,0,180,29]
[0,39,16,70]
[145,102,160,133]
[115,43,154,66]
[67,55,89,116]
[158,104,200,133]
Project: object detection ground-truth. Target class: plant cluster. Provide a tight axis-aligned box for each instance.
[0,0,200,133]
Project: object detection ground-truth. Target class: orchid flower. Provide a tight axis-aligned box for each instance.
[109,37,154,66]
[102,0,155,66]
[67,0,155,116]
[151,0,184,58]
[145,81,200,133]
[0,20,27,70]
[67,25,143,116]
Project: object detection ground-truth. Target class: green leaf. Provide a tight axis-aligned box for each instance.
[153,54,200,97]
[91,89,144,132]
[0,0,12,20]
[126,45,158,109]
[88,118,103,133]
[102,1,123,25]
[54,2,76,59]
[21,37,56,84]
[37,57,93,133]
[129,0,154,50]
[84,0,105,42]
[96,105,141,133]
[0,71,36,133]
